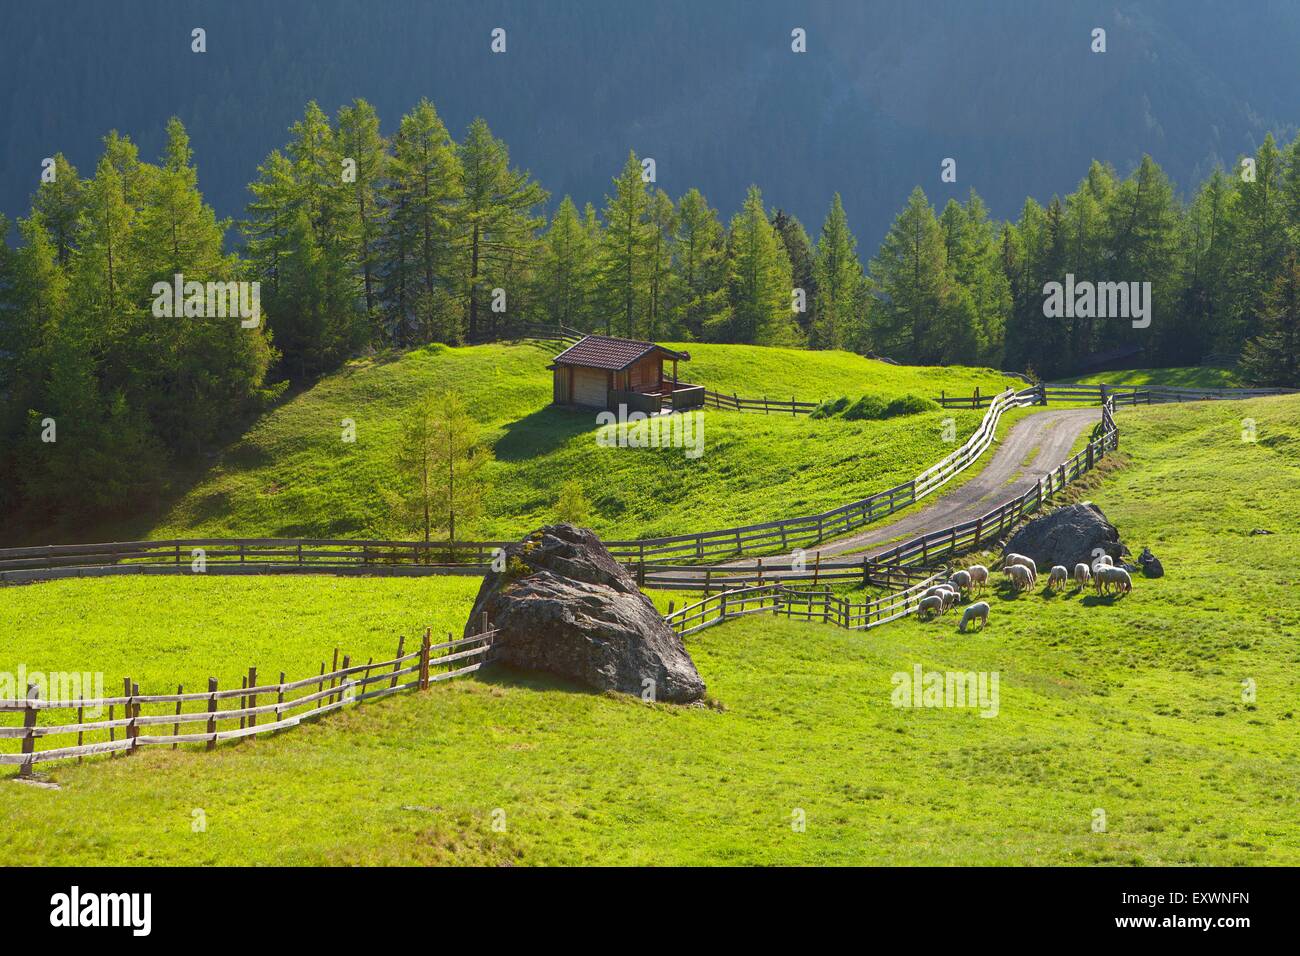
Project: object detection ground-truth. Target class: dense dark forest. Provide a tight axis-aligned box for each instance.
[5,1,1300,244]
[4,96,1300,532]
[4,0,1300,531]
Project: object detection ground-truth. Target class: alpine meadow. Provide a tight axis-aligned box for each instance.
[1,1,1297,928]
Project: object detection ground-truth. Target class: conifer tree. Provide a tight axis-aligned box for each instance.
[456,117,547,338]
[869,187,949,361]
[669,188,729,340]
[722,185,799,345]
[599,151,651,337]
[812,193,865,350]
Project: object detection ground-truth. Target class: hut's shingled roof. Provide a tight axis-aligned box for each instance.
[551,335,690,371]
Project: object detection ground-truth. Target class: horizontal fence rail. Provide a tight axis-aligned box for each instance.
[466,321,584,351]
[1042,382,1298,404]
[869,398,1120,571]
[605,387,1031,563]
[0,625,495,774]
[700,389,820,415]
[641,559,935,592]
[663,572,946,637]
[0,388,1033,578]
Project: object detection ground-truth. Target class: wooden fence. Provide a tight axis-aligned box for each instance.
[0,388,1033,579]
[663,572,945,637]
[0,624,495,775]
[467,321,584,351]
[1042,382,1297,404]
[641,559,936,592]
[700,389,820,415]
[869,398,1119,570]
[605,386,1031,563]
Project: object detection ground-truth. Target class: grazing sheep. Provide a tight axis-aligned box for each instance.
[1005,553,1037,576]
[967,564,989,595]
[1046,565,1069,590]
[1093,553,1114,570]
[1073,563,1092,588]
[949,569,972,594]
[1094,565,1132,596]
[923,585,949,601]
[958,601,990,633]
[1005,563,1035,593]
[918,595,944,619]
[1004,554,1038,585]
[938,587,960,612]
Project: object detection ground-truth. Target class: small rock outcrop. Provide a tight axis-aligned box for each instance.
[1003,502,1127,571]
[1137,546,1164,578]
[465,525,706,703]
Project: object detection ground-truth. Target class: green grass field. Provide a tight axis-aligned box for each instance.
[1062,367,1242,388]
[147,342,1023,542]
[4,393,1297,865]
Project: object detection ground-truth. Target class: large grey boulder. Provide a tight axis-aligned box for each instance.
[1003,502,1127,571]
[465,524,706,703]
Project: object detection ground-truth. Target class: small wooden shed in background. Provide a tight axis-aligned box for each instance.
[549,334,705,413]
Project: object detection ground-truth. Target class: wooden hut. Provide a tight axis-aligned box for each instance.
[549,334,704,413]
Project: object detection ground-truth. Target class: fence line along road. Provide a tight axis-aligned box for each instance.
[866,397,1120,571]
[0,622,496,775]
[663,572,946,637]
[0,387,1032,581]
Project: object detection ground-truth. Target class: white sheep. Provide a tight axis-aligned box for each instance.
[1094,565,1132,596]
[939,587,960,612]
[949,569,972,594]
[1004,553,1038,585]
[1046,565,1069,590]
[918,595,944,619]
[1005,563,1035,593]
[1073,563,1091,588]
[922,585,949,601]
[966,564,989,595]
[1093,553,1114,570]
[958,601,990,633]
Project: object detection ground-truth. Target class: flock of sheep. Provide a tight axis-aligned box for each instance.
[916,552,1135,633]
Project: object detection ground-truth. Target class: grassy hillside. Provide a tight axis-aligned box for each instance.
[0,576,474,690]
[4,394,1297,864]
[1062,366,1242,387]
[149,342,1023,542]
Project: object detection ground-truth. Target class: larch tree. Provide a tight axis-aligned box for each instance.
[599,151,651,337]
[868,187,949,362]
[388,391,492,547]
[812,193,865,350]
[669,187,729,340]
[456,117,547,339]
[723,185,799,345]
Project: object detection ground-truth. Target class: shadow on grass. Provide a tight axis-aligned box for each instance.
[1079,593,1126,607]
[473,663,605,696]
[493,406,599,462]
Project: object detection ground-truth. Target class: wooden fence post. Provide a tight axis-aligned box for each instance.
[277,673,286,722]
[390,635,405,689]
[248,667,258,729]
[76,704,84,765]
[123,677,135,751]
[419,628,432,690]
[19,683,38,778]
[206,677,218,751]
[171,684,183,750]
[339,656,351,704]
